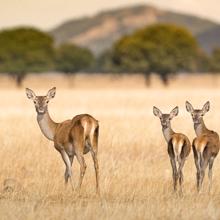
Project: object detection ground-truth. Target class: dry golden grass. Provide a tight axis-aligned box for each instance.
[1,74,220,219]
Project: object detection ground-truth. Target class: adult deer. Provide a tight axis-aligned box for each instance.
[153,106,191,192]
[26,87,100,194]
[186,101,219,192]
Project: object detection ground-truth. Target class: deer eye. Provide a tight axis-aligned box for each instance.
[46,100,49,104]
[34,101,37,104]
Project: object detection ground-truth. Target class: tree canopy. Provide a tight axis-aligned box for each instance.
[111,24,201,85]
[209,48,220,72]
[55,43,94,74]
[0,27,54,86]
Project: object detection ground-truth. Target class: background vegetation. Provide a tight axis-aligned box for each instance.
[55,43,94,75]
[0,23,219,87]
[0,28,54,86]
[108,24,202,85]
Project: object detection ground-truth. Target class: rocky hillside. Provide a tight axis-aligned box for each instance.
[50,5,220,55]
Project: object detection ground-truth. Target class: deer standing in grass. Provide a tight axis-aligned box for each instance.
[26,87,100,194]
[153,106,191,192]
[186,101,219,192]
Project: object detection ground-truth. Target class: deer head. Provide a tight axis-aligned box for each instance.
[153,106,179,129]
[26,87,56,114]
[185,101,210,124]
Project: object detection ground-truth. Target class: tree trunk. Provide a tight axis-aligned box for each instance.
[66,72,75,88]
[11,73,25,88]
[16,75,24,87]
[160,73,169,86]
[144,73,151,87]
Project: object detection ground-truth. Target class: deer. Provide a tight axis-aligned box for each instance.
[153,106,191,192]
[25,87,100,194]
[186,101,219,192]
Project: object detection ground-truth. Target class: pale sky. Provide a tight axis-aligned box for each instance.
[0,0,220,30]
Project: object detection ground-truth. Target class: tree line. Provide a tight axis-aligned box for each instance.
[0,25,220,87]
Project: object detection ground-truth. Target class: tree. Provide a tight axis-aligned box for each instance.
[0,27,54,86]
[55,44,94,74]
[210,48,220,72]
[96,50,117,73]
[195,51,211,73]
[111,24,201,85]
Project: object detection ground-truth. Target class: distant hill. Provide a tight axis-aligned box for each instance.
[197,26,220,53]
[50,4,220,55]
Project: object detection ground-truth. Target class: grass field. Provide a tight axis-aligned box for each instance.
[1,74,220,219]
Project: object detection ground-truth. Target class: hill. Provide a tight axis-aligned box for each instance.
[197,26,220,53]
[50,5,220,55]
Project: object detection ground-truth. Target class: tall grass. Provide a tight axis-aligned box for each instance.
[0,77,220,219]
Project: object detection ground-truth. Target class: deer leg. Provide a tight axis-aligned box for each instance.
[91,150,100,194]
[75,152,87,191]
[208,156,214,193]
[178,158,185,193]
[91,126,100,195]
[60,150,74,190]
[196,170,200,192]
[170,157,178,192]
[70,155,74,166]
[193,150,200,192]
[199,158,209,192]
[64,155,74,184]
[64,168,68,184]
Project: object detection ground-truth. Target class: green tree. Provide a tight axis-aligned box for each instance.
[111,24,201,85]
[0,27,54,86]
[55,43,94,74]
[210,48,220,72]
[96,50,118,73]
[196,51,211,72]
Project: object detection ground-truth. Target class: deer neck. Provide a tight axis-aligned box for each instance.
[37,110,58,141]
[162,125,175,143]
[194,118,209,136]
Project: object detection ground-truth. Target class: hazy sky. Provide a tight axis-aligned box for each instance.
[0,0,220,30]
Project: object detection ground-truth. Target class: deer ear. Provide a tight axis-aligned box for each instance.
[202,101,210,115]
[170,106,178,119]
[26,88,36,100]
[185,101,194,113]
[47,87,56,99]
[153,106,162,118]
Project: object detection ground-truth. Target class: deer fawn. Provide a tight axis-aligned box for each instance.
[26,87,100,194]
[153,106,191,192]
[186,101,219,192]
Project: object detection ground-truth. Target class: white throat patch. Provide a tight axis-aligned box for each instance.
[37,114,54,141]
[163,127,173,142]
